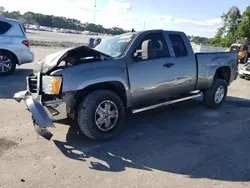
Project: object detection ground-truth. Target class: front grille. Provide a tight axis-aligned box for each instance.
[27,74,38,93]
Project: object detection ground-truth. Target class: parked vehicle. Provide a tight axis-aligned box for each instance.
[14,29,238,141]
[0,17,34,76]
[94,38,102,47]
[227,37,249,64]
[238,58,250,79]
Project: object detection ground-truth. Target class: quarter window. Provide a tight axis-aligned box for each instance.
[169,34,188,57]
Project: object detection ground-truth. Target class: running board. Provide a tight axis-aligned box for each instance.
[132,92,202,114]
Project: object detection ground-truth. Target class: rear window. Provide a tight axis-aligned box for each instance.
[169,34,188,57]
[0,21,12,34]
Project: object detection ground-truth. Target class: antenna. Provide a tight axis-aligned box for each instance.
[94,0,96,24]
[143,22,145,30]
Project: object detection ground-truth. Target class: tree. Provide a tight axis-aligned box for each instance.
[212,27,225,46]
[222,6,241,36]
[212,6,242,47]
[0,6,127,35]
[236,6,250,39]
[0,6,5,14]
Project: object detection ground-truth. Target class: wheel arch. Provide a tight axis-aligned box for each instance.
[0,49,20,65]
[75,81,128,110]
[213,66,231,85]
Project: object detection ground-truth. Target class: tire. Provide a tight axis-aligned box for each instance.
[239,75,245,79]
[0,51,17,76]
[77,90,125,140]
[203,79,228,108]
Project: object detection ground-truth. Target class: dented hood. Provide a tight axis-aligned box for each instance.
[34,46,111,73]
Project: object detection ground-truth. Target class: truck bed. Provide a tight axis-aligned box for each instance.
[195,52,238,90]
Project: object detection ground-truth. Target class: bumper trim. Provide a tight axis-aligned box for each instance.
[26,97,55,129]
[14,90,55,140]
[33,119,53,141]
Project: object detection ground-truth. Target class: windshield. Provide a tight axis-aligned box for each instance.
[230,45,240,52]
[94,33,135,58]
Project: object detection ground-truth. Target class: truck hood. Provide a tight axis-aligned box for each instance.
[34,46,111,73]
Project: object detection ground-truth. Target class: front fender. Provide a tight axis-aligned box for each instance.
[52,64,132,107]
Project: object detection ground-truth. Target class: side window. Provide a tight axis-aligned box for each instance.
[135,33,170,60]
[169,34,187,57]
[0,21,12,34]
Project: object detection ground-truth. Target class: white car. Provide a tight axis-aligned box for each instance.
[238,58,250,80]
[0,17,34,76]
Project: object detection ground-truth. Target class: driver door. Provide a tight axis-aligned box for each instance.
[127,32,175,106]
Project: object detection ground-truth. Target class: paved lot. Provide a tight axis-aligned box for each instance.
[27,30,108,44]
[1,46,250,188]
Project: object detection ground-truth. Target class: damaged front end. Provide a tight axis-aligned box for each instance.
[13,71,67,140]
[14,45,110,140]
[13,73,68,139]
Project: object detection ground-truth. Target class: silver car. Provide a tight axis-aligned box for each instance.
[0,17,34,76]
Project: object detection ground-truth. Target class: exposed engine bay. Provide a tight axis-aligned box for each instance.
[59,46,110,66]
[36,45,111,73]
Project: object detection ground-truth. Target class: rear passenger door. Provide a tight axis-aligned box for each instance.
[166,32,197,95]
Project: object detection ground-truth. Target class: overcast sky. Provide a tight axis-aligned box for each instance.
[0,0,249,37]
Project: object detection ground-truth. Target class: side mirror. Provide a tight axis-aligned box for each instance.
[133,40,153,60]
[141,40,153,60]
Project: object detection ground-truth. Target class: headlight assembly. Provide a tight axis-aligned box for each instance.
[42,76,62,95]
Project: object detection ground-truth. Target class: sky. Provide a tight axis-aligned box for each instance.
[0,0,249,37]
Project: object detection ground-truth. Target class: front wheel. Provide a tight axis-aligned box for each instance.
[77,90,125,140]
[203,79,228,108]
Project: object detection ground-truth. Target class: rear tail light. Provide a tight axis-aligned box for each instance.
[22,40,30,48]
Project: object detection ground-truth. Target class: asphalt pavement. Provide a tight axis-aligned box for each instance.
[1,46,250,188]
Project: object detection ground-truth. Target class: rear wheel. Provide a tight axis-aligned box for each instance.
[0,51,17,76]
[77,90,125,140]
[203,79,228,108]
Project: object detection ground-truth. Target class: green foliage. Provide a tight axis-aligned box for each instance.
[189,36,212,45]
[212,5,250,47]
[0,7,127,35]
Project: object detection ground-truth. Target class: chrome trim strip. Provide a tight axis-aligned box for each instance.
[132,93,202,114]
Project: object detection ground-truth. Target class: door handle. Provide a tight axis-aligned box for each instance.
[163,63,174,68]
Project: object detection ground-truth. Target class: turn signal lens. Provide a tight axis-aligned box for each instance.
[51,77,62,94]
[42,76,62,95]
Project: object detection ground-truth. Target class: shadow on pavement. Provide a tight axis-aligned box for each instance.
[0,68,32,99]
[54,97,250,182]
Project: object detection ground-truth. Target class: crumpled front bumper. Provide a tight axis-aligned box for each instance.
[13,90,67,140]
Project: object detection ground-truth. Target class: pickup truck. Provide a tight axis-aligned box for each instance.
[14,30,238,141]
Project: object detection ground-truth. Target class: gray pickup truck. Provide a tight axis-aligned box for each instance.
[14,29,238,141]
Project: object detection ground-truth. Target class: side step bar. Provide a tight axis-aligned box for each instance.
[132,92,202,114]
